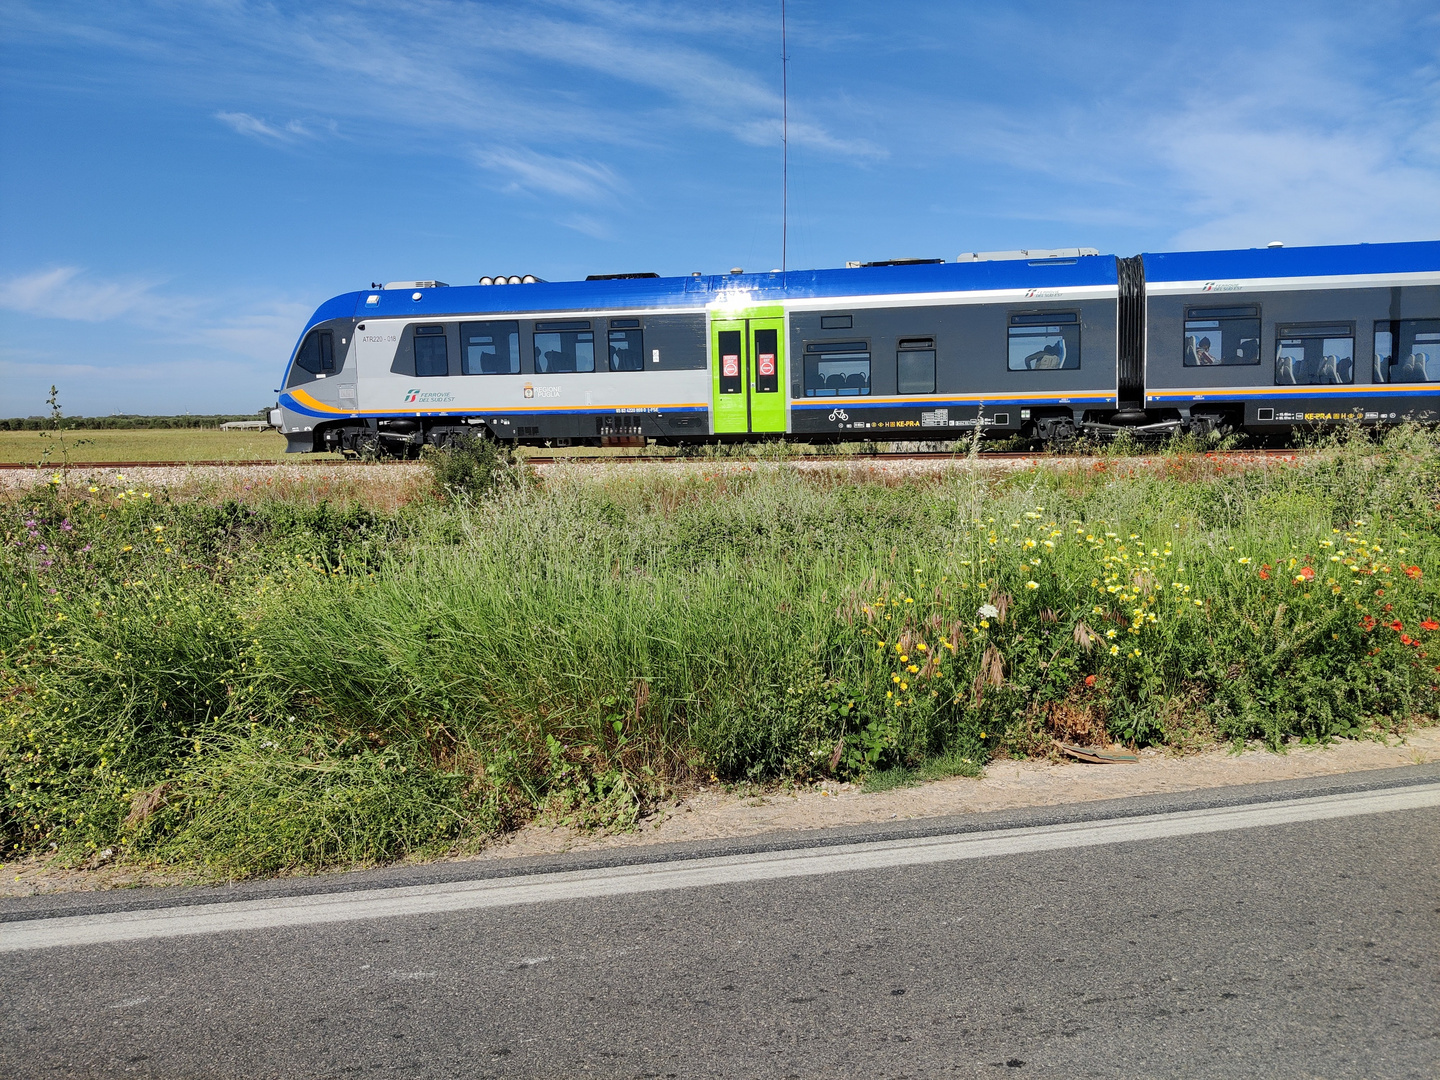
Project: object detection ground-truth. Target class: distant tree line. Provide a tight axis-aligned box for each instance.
[0,412,270,431]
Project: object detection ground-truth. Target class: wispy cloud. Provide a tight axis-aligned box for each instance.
[475,148,627,203]
[215,111,317,143]
[0,267,161,322]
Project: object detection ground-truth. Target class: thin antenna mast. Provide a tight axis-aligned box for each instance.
[781,0,788,273]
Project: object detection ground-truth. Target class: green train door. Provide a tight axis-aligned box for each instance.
[711,307,786,434]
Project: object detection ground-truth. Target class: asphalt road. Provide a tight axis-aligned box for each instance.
[2,767,1437,1079]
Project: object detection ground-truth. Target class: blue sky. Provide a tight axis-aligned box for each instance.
[1,0,1437,416]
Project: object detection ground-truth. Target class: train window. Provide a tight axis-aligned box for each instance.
[897,338,936,394]
[534,329,595,373]
[1008,313,1079,371]
[1274,324,1354,385]
[1376,319,1440,383]
[821,315,853,330]
[1183,306,1259,366]
[718,330,743,394]
[804,341,870,397]
[414,325,448,377]
[608,328,645,371]
[292,329,334,375]
[461,321,520,375]
[754,327,779,393]
[1374,325,1394,382]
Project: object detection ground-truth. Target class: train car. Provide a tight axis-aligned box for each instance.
[270,239,1440,453]
[1141,240,1440,435]
[270,251,1122,454]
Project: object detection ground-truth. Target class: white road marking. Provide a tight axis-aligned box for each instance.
[3,785,1435,954]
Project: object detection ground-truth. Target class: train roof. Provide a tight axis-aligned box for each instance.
[1141,239,1440,284]
[299,254,1121,336]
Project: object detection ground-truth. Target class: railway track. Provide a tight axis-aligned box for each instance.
[0,448,1308,470]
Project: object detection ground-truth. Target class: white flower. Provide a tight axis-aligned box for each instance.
[1025,581,1039,590]
[977,604,999,619]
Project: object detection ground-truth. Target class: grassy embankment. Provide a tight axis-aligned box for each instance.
[2,430,1438,877]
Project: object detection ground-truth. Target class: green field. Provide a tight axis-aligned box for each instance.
[3,430,1438,877]
[0,427,322,464]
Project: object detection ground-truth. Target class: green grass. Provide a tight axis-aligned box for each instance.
[0,428,336,464]
[3,426,1438,877]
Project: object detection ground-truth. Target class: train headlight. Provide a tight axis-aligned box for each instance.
[479,276,494,285]
[507,275,522,284]
[522,274,538,284]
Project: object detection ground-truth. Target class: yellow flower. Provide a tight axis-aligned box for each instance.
[121,545,132,552]
[1238,557,1251,565]
[88,485,98,493]
[1105,628,1117,639]
[907,664,919,673]
[900,681,909,690]
[916,642,928,651]
[979,619,990,629]
[892,674,901,683]
[1109,644,1120,655]
[899,654,909,662]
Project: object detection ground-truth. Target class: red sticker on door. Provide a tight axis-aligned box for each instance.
[758,353,776,376]
[722,354,740,377]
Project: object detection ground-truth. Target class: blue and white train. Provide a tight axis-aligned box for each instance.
[270,239,1440,454]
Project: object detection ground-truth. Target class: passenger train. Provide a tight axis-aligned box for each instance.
[269,239,1440,454]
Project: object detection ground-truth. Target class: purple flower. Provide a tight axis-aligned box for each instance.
[60,520,72,532]
[39,560,53,569]
[80,544,92,553]
[37,544,47,553]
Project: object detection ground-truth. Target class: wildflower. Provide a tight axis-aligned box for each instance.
[892,674,901,683]
[1109,644,1120,656]
[1025,581,1039,590]
[1422,620,1439,632]
[1238,557,1252,565]
[1131,648,1142,658]
[907,664,919,674]
[1295,567,1315,583]
[1105,628,1117,639]
[1405,566,1422,579]
[979,620,990,629]
[88,485,98,493]
[978,604,999,619]
[900,681,909,691]
[1390,620,1404,632]
[1361,616,1376,631]
[1401,634,1414,645]
[916,642,928,651]
[1084,674,1096,687]
[1258,565,1271,580]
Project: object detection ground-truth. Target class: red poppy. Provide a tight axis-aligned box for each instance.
[1390,620,1404,632]
[1401,634,1413,645]
[1405,566,1422,579]
[1422,620,1439,632]
[1084,674,1096,687]
[1258,564,1271,580]
[1361,616,1377,631]
[1376,588,1386,597]
[1384,603,1394,612]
